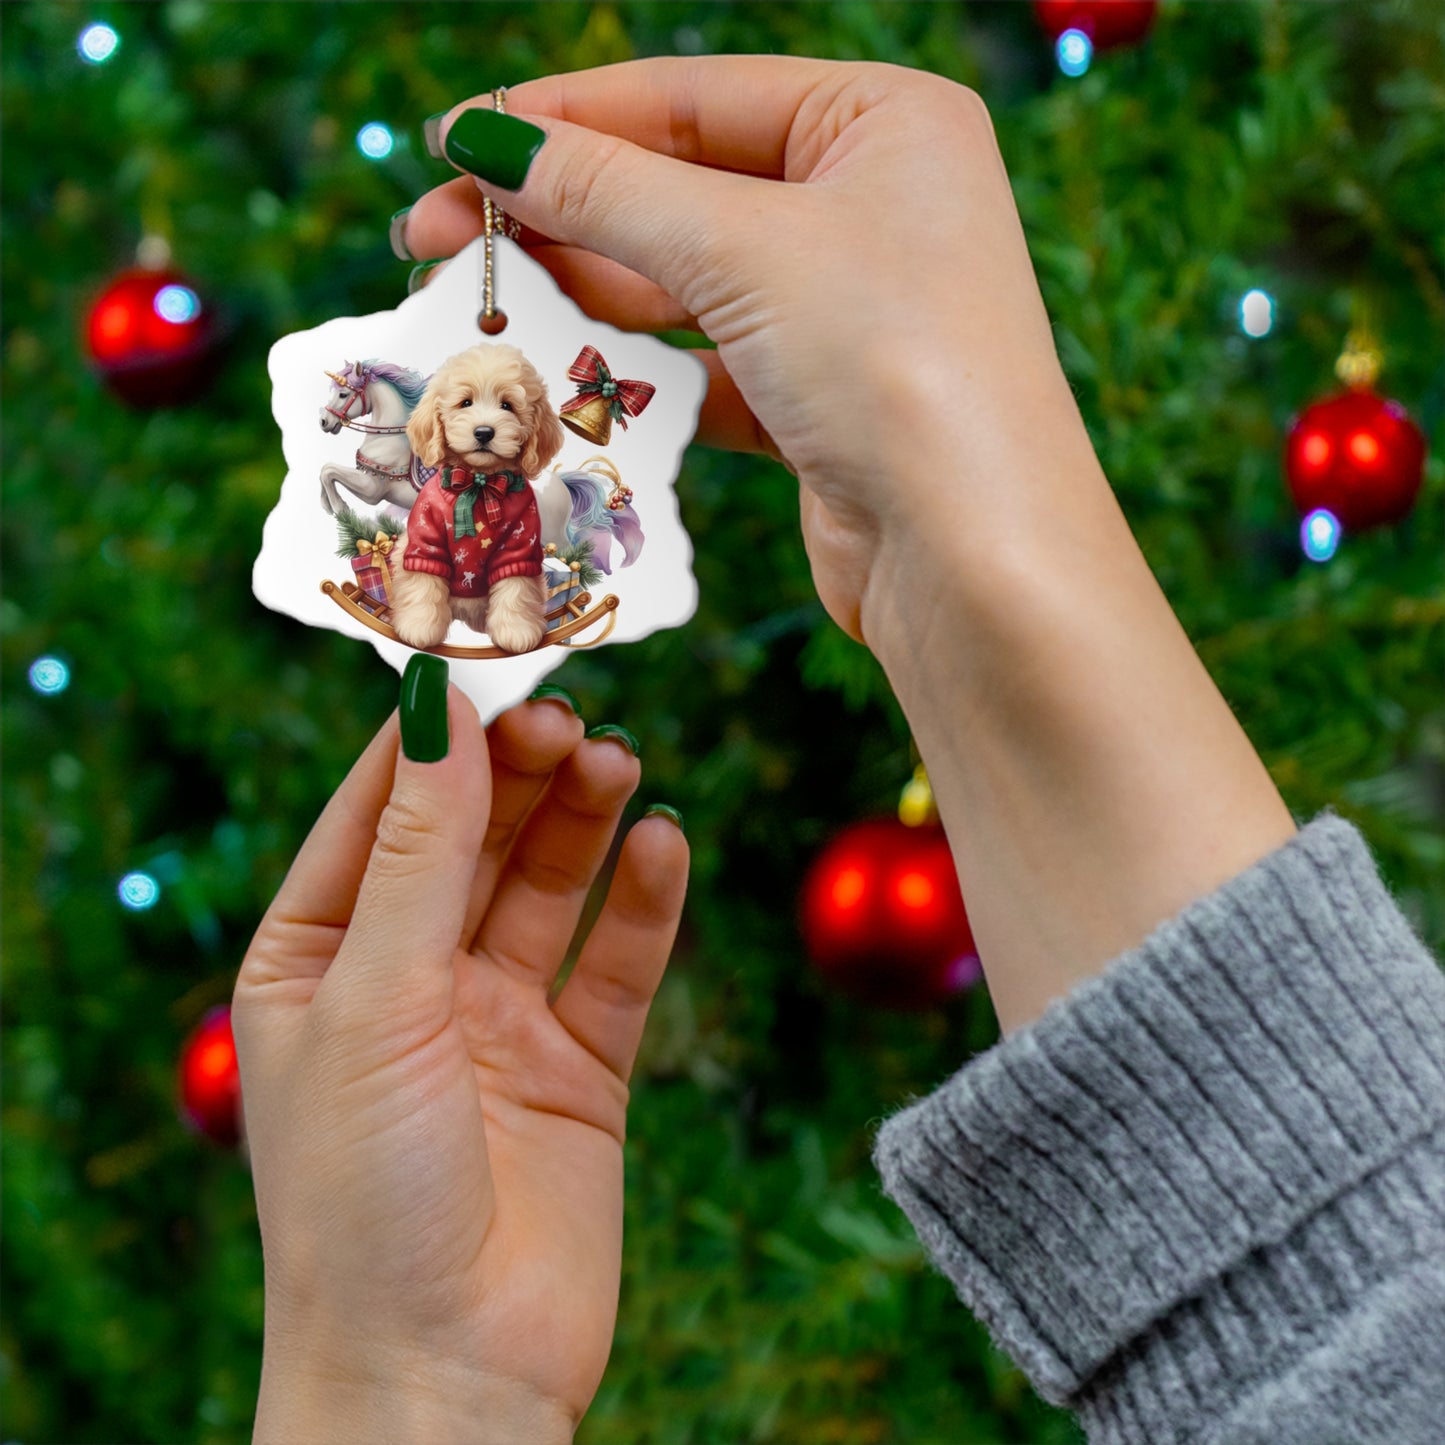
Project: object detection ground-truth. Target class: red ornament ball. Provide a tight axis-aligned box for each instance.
[85,267,216,406]
[1033,0,1158,49]
[800,818,980,1011]
[178,1005,242,1148]
[1284,389,1426,532]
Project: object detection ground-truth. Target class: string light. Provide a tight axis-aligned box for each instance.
[356,122,395,160]
[28,657,71,695]
[118,872,161,910]
[1057,28,1093,76]
[1301,508,1341,563]
[1240,288,1274,338]
[78,22,119,64]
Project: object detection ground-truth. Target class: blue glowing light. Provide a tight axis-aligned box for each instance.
[154,284,201,324]
[28,657,71,695]
[1057,28,1093,77]
[78,22,120,64]
[118,871,161,910]
[356,122,395,160]
[1240,288,1274,338]
[1301,508,1341,563]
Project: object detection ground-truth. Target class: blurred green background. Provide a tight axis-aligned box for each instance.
[3,2,1441,1441]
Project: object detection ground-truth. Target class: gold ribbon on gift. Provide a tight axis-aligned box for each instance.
[355,531,396,604]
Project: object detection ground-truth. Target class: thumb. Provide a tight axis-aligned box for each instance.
[440,105,761,317]
[324,657,488,1031]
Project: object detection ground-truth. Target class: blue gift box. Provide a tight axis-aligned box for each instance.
[543,566,584,632]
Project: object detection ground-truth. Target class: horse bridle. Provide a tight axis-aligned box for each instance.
[323,367,408,435]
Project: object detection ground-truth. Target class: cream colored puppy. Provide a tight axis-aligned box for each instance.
[389,344,566,653]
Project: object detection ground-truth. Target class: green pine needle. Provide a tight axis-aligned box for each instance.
[335,507,403,559]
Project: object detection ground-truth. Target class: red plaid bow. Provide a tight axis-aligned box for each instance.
[559,346,656,430]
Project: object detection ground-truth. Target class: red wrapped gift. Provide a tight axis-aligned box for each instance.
[350,531,397,607]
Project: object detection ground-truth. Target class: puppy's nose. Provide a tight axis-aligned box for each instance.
[473,426,495,446]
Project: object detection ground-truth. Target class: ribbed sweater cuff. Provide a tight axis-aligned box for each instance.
[871,812,1445,1415]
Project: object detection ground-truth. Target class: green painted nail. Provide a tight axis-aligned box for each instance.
[407,259,445,295]
[528,683,581,716]
[644,804,684,834]
[585,723,639,757]
[400,654,449,762]
[443,107,546,191]
[388,206,413,261]
[423,112,446,160]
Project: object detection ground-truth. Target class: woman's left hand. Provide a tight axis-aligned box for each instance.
[233,686,687,1443]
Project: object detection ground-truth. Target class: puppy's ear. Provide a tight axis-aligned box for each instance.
[521,392,568,478]
[406,388,447,467]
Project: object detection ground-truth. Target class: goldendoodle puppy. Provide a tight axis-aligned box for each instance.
[389,343,566,653]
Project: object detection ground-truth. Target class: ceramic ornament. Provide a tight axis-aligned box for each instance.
[255,234,706,722]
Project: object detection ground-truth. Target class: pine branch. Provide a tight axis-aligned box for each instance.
[560,540,604,589]
[335,507,403,558]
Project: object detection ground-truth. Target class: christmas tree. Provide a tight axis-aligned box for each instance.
[3,3,1439,1442]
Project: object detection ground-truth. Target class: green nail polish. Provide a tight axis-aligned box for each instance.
[388,206,413,262]
[423,112,446,160]
[443,107,546,191]
[407,259,445,295]
[528,683,581,716]
[586,723,639,757]
[400,654,449,762]
[644,804,684,834]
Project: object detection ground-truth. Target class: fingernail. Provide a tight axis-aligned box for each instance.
[389,206,413,261]
[528,683,581,716]
[585,723,639,757]
[644,804,684,834]
[423,112,446,160]
[443,107,546,191]
[400,654,449,762]
[407,259,445,295]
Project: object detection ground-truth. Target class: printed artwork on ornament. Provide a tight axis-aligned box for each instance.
[255,235,706,722]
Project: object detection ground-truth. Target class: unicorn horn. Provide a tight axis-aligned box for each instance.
[324,368,348,385]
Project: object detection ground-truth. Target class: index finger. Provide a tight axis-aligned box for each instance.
[492,55,853,180]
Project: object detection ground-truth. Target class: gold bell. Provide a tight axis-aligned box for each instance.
[561,395,613,446]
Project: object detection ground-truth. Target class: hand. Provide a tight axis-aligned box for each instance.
[233,688,687,1442]
[402,57,1089,643]
[403,59,1295,1034]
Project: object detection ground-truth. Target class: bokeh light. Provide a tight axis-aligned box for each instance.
[1301,508,1342,563]
[1240,288,1274,337]
[28,656,71,695]
[356,122,395,159]
[78,23,119,64]
[118,872,161,910]
[1057,28,1093,77]
[153,284,201,324]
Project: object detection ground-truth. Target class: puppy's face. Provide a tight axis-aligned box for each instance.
[407,344,566,477]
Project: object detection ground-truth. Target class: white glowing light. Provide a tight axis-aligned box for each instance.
[1301,508,1341,563]
[78,23,119,64]
[1240,289,1274,338]
[154,284,201,324]
[1057,28,1093,77]
[29,657,71,694]
[357,122,395,160]
[119,871,161,910]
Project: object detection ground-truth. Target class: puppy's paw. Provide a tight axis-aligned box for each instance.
[485,573,548,654]
[388,548,454,649]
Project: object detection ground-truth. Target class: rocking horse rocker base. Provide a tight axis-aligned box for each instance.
[321,577,619,659]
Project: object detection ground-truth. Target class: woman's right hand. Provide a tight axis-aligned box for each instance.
[401,57,1098,643]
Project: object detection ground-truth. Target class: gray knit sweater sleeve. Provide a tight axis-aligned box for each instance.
[872,812,1445,1444]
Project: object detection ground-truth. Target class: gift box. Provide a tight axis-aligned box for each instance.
[350,536,396,607]
[543,565,583,632]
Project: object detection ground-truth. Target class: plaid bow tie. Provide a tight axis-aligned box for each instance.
[445,467,526,538]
